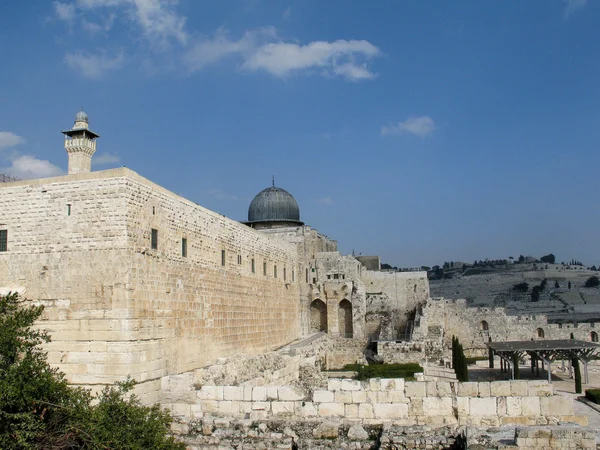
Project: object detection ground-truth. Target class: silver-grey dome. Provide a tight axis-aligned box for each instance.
[247,186,303,225]
[75,110,89,123]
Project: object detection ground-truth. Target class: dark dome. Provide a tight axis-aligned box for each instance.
[247,186,303,225]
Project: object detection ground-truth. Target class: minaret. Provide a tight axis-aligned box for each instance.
[62,109,100,175]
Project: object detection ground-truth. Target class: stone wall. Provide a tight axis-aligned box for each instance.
[418,298,600,355]
[361,270,429,331]
[164,377,584,428]
[0,168,301,403]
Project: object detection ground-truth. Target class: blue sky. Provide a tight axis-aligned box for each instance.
[1,0,599,267]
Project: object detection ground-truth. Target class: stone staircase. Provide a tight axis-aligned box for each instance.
[423,365,458,382]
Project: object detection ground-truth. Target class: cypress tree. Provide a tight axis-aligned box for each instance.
[488,336,494,369]
[573,358,582,394]
[461,345,470,382]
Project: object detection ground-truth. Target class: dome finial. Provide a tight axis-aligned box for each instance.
[272,175,275,187]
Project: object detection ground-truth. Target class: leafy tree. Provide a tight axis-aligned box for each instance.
[554,280,560,289]
[0,293,185,450]
[540,253,556,264]
[540,279,547,291]
[531,286,542,302]
[518,255,525,263]
[568,281,572,289]
[585,276,600,288]
[512,282,529,293]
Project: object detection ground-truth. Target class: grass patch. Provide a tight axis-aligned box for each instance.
[585,388,600,404]
[338,363,423,381]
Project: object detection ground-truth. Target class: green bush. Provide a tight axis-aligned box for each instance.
[585,276,600,288]
[585,389,600,404]
[343,363,423,381]
[0,292,185,450]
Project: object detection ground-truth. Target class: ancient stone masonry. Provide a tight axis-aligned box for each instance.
[0,168,300,403]
[414,297,600,356]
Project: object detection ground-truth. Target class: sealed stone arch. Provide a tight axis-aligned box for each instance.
[537,328,545,338]
[480,320,489,331]
[338,299,353,338]
[591,331,598,343]
[310,299,327,332]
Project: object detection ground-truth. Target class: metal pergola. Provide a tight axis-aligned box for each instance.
[486,339,600,384]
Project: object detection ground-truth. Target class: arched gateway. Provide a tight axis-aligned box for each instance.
[338,299,353,338]
[310,299,327,332]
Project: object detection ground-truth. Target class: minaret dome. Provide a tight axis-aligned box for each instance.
[62,109,100,175]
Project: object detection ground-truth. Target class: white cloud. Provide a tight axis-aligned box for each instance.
[2,155,63,180]
[242,39,380,80]
[94,152,121,165]
[0,132,25,149]
[53,1,76,21]
[564,0,588,17]
[186,30,381,81]
[381,116,436,137]
[317,196,333,205]
[75,0,187,45]
[282,6,291,20]
[65,51,125,79]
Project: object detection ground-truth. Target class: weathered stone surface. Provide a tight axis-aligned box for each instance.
[374,403,408,419]
[510,381,528,397]
[318,402,345,417]
[540,396,574,416]
[341,379,362,391]
[278,386,305,401]
[422,397,453,417]
[521,396,541,416]
[313,390,334,403]
[271,401,295,416]
[223,386,244,401]
[490,381,511,397]
[478,382,491,397]
[313,421,339,439]
[347,424,369,441]
[252,387,267,402]
[405,381,426,397]
[469,397,497,416]
[457,382,478,397]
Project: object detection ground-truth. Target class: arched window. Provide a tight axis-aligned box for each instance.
[591,331,598,343]
[537,328,545,338]
[480,320,489,331]
[338,299,353,338]
[310,299,327,333]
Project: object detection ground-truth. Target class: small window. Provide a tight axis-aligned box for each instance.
[151,229,158,250]
[67,204,71,216]
[313,277,316,284]
[251,258,255,273]
[0,230,7,252]
[333,274,339,280]
[480,320,489,331]
[264,261,267,276]
[283,268,286,281]
[306,268,309,283]
[237,255,242,265]
[182,238,187,257]
[274,265,278,278]
[537,328,545,338]
[327,275,331,280]
[292,270,295,282]
[152,206,155,215]
[221,250,226,266]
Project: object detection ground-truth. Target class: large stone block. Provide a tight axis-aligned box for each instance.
[341,379,362,391]
[223,386,244,401]
[521,396,540,416]
[422,397,453,417]
[404,381,426,397]
[359,403,374,419]
[381,378,404,392]
[345,403,359,418]
[469,397,497,416]
[198,386,223,401]
[456,396,469,417]
[540,396,574,416]
[278,386,304,401]
[252,386,267,402]
[374,403,408,419]
[528,380,553,397]
[319,402,345,417]
[457,382,478,397]
[368,378,381,391]
[436,382,452,396]
[271,401,295,416]
[352,390,367,403]
[266,387,279,401]
[334,391,352,403]
[327,379,342,391]
[478,382,491,397]
[298,401,317,417]
[490,381,511,397]
[510,381,528,396]
[506,396,522,416]
[313,390,334,403]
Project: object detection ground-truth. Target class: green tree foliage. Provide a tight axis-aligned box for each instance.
[573,357,582,394]
[585,276,600,288]
[451,336,469,382]
[540,279,547,291]
[531,286,542,302]
[518,255,525,263]
[554,280,560,289]
[540,254,556,264]
[488,337,494,369]
[568,281,572,289]
[512,282,529,292]
[0,293,185,450]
